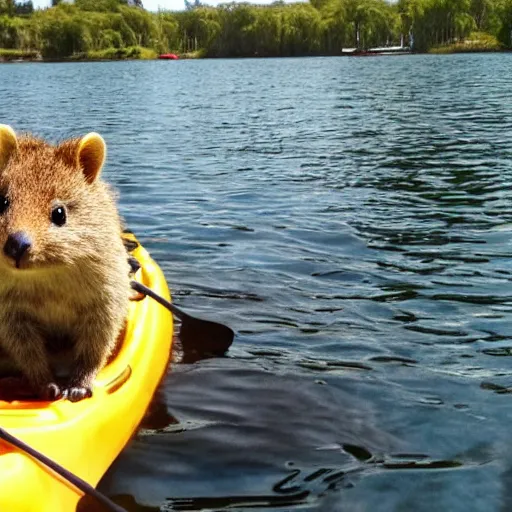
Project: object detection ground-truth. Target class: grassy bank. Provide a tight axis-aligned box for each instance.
[429,32,503,54]
[0,49,40,62]
[178,50,205,59]
[0,46,160,62]
[70,46,157,61]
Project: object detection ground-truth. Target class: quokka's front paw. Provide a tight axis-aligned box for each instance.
[61,385,93,402]
[39,379,93,402]
[42,382,64,401]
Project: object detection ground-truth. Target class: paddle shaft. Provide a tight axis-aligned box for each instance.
[130,280,191,320]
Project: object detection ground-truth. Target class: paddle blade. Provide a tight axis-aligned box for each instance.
[179,313,235,362]
[129,280,235,362]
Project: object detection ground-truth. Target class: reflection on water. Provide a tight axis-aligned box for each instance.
[2,53,512,510]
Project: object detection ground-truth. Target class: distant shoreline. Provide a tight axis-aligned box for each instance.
[0,50,511,64]
[0,47,206,63]
[4,44,512,64]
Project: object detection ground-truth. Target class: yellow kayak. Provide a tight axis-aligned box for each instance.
[0,232,173,511]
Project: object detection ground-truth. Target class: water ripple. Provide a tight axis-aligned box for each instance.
[3,54,512,510]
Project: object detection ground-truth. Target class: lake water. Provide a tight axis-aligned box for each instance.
[2,53,512,511]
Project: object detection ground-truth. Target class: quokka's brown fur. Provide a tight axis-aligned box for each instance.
[0,125,131,402]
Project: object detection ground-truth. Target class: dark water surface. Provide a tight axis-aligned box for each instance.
[2,53,512,511]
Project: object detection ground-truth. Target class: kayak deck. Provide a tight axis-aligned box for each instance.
[0,234,173,511]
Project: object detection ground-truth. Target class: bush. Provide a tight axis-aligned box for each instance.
[429,31,502,53]
[71,45,154,60]
[0,48,39,60]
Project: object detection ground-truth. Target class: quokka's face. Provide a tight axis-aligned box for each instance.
[0,125,109,271]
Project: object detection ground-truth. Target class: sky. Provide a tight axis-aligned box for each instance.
[32,0,302,14]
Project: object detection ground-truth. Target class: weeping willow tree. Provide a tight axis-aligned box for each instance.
[396,0,508,50]
[310,0,398,49]
[498,0,512,46]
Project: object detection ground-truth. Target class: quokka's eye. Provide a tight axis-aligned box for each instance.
[0,195,9,215]
[51,206,67,226]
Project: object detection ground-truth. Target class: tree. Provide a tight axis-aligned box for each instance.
[184,0,202,10]
[0,0,15,16]
[15,0,33,15]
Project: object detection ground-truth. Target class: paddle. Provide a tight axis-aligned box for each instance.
[130,280,235,358]
[124,232,235,358]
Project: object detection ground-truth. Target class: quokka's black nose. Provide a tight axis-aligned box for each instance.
[4,232,32,268]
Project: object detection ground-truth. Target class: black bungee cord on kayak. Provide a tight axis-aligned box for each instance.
[0,426,127,512]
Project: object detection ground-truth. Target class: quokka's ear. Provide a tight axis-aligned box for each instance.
[0,124,19,171]
[76,132,106,184]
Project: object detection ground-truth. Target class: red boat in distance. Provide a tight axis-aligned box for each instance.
[158,53,179,60]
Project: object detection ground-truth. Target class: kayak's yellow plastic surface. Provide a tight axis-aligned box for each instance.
[0,233,173,511]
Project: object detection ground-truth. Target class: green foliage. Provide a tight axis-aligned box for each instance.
[0,0,15,16]
[72,45,155,59]
[15,1,33,16]
[1,1,164,58]
[0,46,37,58]
[0,0,510,60]
[429,30,501,51]
[405,0,477,51]
[75,0,126,12]
[0,15,31,48]
[117,4,158,46]
[497,0,512,46]
[39,14,92,57]
[99,28,123,48]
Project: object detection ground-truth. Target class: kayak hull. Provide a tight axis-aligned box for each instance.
[0,233,173,511]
